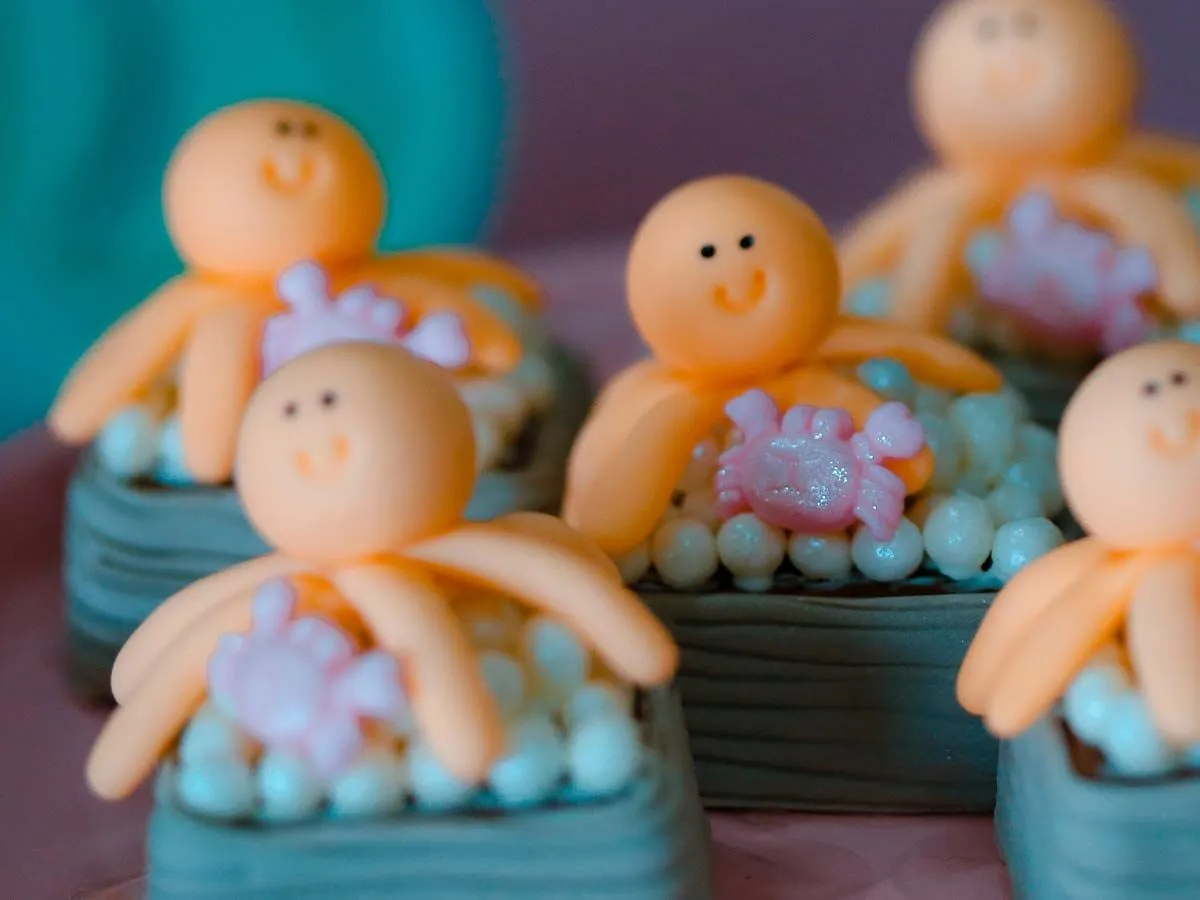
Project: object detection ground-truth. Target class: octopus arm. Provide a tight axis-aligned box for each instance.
[982,550,1166,738]
[87,587,260,800]
[342,265,523,374]
[178,302,270,484]
[46,275,212,444]
[1126,552,1200,744]
[111,553,308,704]
[489,511,622,582]
[1065,168,1200,317]
[404,522,678,685]
[333,563,504,782]
[837,168,968,290]
[560,381,726,556]
[767,366,933,494]
[377,249,543,311]
[957,538,1110,715]
[1115,132,1200,190]
[817,315,1001,394]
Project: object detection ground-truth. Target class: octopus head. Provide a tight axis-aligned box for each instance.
[165,99,387,276]
[1059,341,1200,549]
[235,342,476,564]
[913,0,1137,169]
[626,175,841,381]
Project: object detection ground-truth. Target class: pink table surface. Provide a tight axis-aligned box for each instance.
[0,239,1009,900]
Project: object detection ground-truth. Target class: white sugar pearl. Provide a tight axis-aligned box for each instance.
[716,514,787,592]
[986,484,1045,526]
[1004,457,1064,519]
[1062,659,1132,745]
[96,405,161,479]
[787,532,853,581]
[990,518,1064,583]
[996,387,1032,425]
[1178,319,1200,344]
[923,495,995,580]
[525,617,590,705]
[508,353,557,409]
[177,758,256,820]
[845,278,891,317]
[409,741,477,810]
[907,493,949,530]
[680,438,721,490]
[614,542,651,585]
[330,750,408,818]
[949,394,1019,485]
[1101,693,1179,777]
[1015,423,1057,464]
[914,385,952,417]
[679,486,721,528]
[850,517,924,582]
[479,650,526,717]
[916,414,963,492]
[568,713,644,797]
[489,715,567,807]
[563,681,633,730]
[153,415,193,486]
[651,518,719,589]
[178,706,253,765]
[856,358,917,408]
[257,751,324,823]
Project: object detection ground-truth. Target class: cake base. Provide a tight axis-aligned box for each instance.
[145,688,712,900]
[996,716,1200,900]
[642,579,999,812]
[63,344,593,704]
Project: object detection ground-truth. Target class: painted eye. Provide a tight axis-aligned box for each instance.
[275,119,293,136]
[1013,10,1038,36]
[320,390,338,408]
[283,400,299,418]
[301,120,319,138]
[1142,381,1161,397]
[700,244,716,259]
[976,15,1001,41]
[739,234,755,250]
[1171,371,1189,387]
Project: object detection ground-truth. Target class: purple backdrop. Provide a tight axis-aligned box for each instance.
[492,0,1199,249]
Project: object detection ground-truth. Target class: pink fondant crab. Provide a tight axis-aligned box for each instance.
[715,389,926,541]
[966,192,1158,355]
[262,260,472,376]
[207,578,409,780]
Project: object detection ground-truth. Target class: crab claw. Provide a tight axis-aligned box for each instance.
[277,260,333,313]
[404,312,472,369]
[724,389,779,440]
[334,651,408,720]
[862,402,925,462]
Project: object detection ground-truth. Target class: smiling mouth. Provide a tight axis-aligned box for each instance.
[713,269,768,313]
[1149,412,1200,457]
[295,436,350,481]
[262,153,317,193]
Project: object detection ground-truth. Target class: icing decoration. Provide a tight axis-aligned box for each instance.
[967,193,1157,354]
[47,98,534,485]
[562,174,1001,559]
[958,341,1200,747]
[715,389,926,541]
[207,578,407,780]
[86,342,677,802]
[263,260,471,376]
[838,0,1200,333]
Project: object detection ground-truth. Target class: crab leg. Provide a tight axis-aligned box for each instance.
[405,524,677,685]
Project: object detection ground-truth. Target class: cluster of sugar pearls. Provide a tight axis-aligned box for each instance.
[623,358,1064,589]
[171,601,642,823]
[1062,646,1200,778]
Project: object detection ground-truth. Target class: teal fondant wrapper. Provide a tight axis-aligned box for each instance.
[997,716,1200,900]
[147,688,712,900]
[64,344,593,703]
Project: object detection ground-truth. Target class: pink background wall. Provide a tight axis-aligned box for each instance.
[492,0,1199,249]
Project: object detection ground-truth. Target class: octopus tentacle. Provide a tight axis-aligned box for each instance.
[47,276,213,444]
[816,315,1001,394]
[374,249,543,311]
[333,563,504,782]
[1114,132,1200,191]
[838,168,972,291]
[957,538,1110,714]
[178,302,270,483]
[1061,168,1200,317]
[88,587,260,800]
[489,512,621,582]
[982,550,1168,738]
[111,553,309,703]
[1126,553,1200,744]
[404,523,678,685]
[560,382,728,556]
[766,366,933,494]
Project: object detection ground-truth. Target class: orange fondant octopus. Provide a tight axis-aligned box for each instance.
[86,342,676,801]
[959,340,1200,745]
[47,99,538,484]
[839,0,1200,332]
[561,175,1002,559]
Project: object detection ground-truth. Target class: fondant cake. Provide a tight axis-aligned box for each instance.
[86,341,708,900]
[51,99,592,703]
